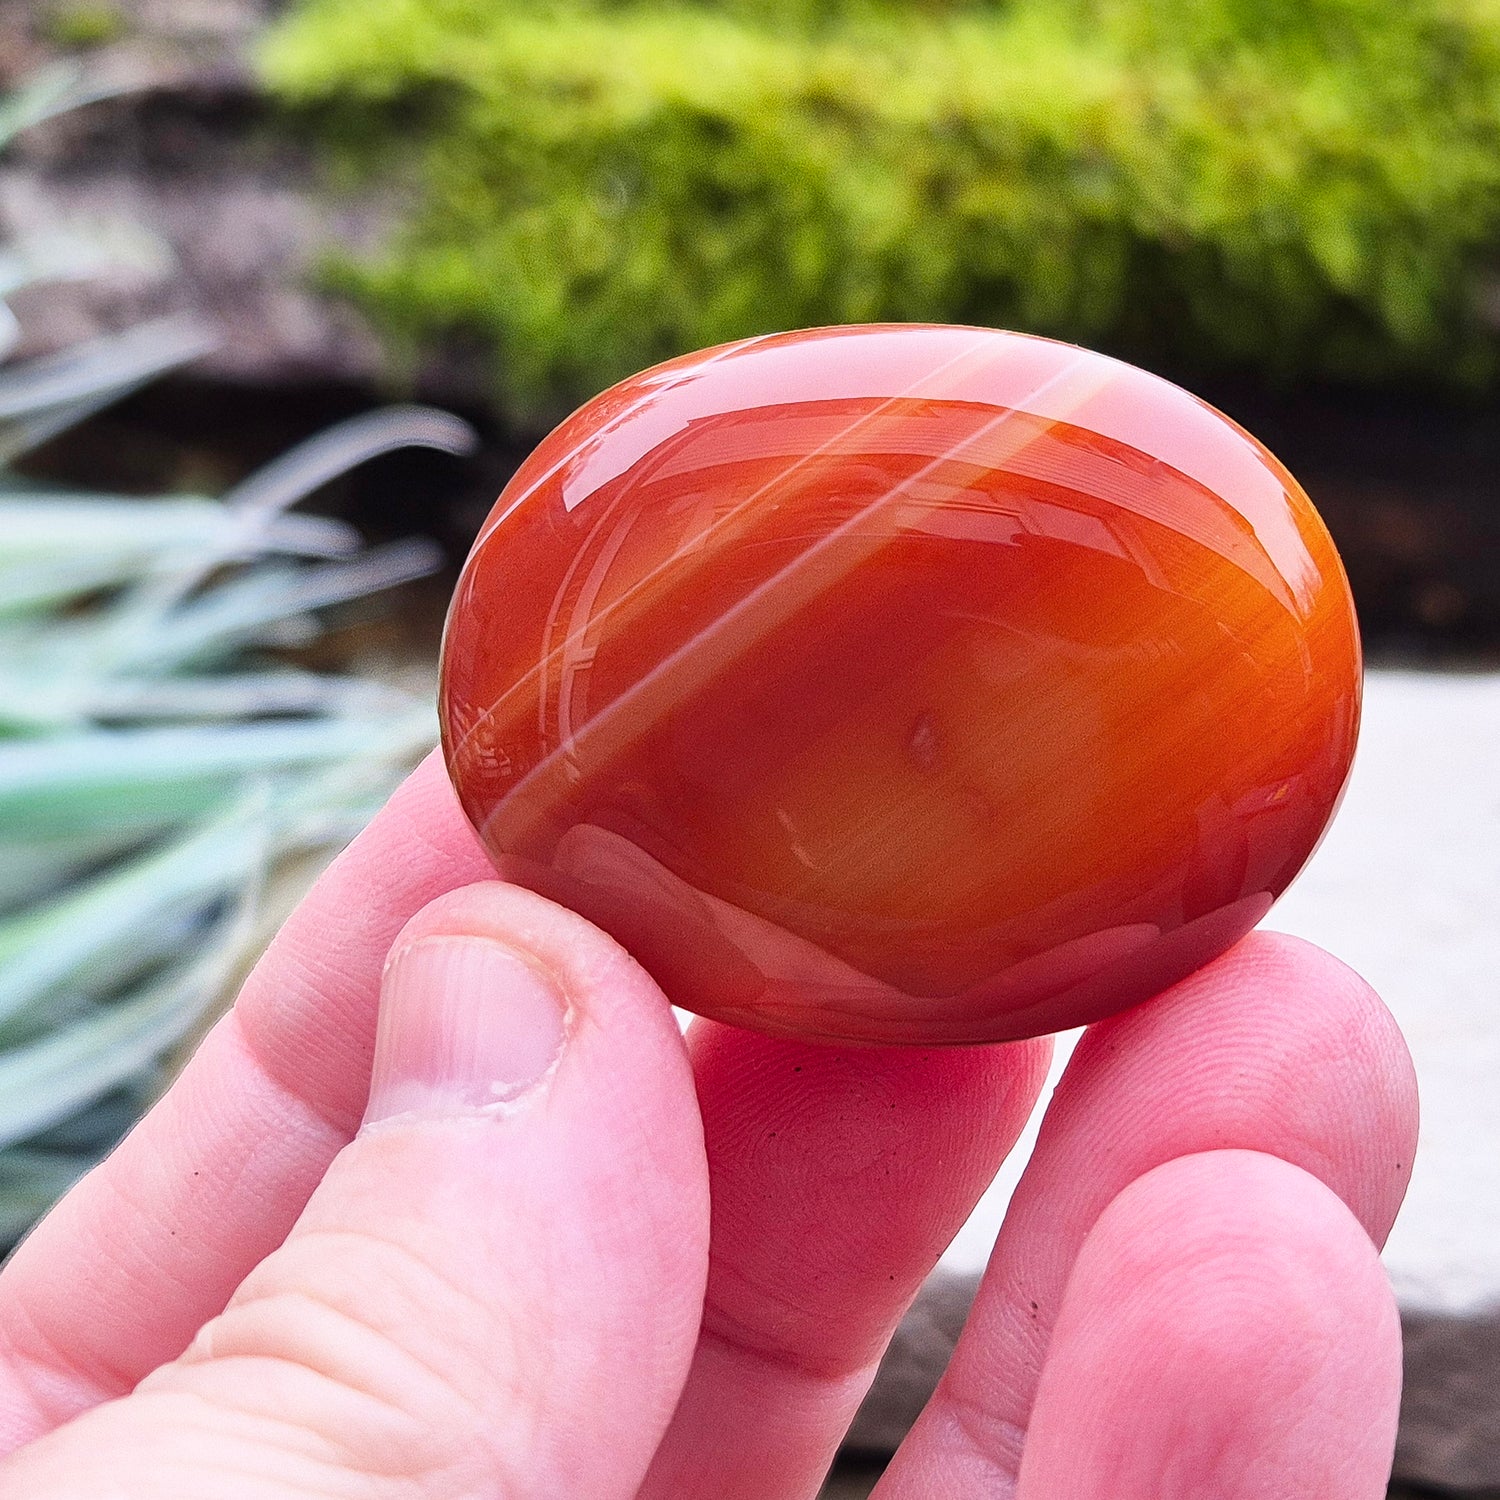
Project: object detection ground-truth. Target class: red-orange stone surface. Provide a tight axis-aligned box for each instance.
[441,326,1361,1044]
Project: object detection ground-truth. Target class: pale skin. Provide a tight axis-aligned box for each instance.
[0,751,1417,1498]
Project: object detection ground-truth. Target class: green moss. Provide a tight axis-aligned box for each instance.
[260,0,1500,422]
[43,2,127,49]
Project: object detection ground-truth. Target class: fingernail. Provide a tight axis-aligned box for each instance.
[364,935,568,1125]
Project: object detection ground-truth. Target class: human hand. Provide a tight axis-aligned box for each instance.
[0,752,1416,1499]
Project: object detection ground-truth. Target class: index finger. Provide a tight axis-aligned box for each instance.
[0,749,495,1451]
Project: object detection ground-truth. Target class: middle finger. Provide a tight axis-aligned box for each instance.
[637,1020,1050,1499]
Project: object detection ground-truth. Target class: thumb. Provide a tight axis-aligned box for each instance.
[0,883,711,1500]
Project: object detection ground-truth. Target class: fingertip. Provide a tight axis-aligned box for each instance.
[1236,931,1420,1171]
[1064,928,1418,1244]
[1207,930,1412,1072]
[1019,1150,1401,1500]
[362,933,570,1125]
[1075,1148,1391,1296]
[379,877,708,1240]
[1101,927,1395,1051]
[387,877,681,1041]
[685,1022,1052,1298]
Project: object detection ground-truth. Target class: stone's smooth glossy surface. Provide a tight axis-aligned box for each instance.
[441,325,1361,1044]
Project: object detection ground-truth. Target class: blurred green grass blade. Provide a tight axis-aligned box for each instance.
[0,316,209,416]
[0,744,430,1034]
[0,1093,160,1245]
[252,730,437,845]
[0,669,419,734]
[0,711,436,841]
[55,671,418,727]
[0,803,269,1031]
[0,1149,92,1245]
[0,64,87,147]
[0,317,217,462]
[0,62,144,150]
[113,406,472,637]
[118,540,444,672]
[0,744,423,1038]
[0,832,141,914]
[0,624,427,732]
[0,928,245,1153]
[0,494,359,560]
[0,496,358,557]
[222,406,478,518]
[24,1083,157,1154]
[0,499,361,619]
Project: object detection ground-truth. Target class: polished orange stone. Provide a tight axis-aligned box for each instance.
[441,326,1360,1044]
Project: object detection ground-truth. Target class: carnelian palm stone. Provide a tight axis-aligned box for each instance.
[441,325,1360,1044]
